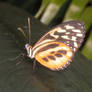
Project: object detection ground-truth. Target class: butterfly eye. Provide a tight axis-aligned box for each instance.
[25,44,30,49]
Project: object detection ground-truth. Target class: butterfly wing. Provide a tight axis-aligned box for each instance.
[32,21,85,71]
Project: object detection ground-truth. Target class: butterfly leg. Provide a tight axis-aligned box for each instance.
[9,53,25,62]
[33,59,36,71]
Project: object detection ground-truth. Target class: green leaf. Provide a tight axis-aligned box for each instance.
[82,29,92,59]
[64,0,89,21]
[35,0,51,18]
[35,0,66,24]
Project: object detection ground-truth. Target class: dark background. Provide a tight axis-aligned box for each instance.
[0,0,92,92]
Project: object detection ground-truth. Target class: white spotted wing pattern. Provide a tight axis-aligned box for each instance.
[26,21,85,71]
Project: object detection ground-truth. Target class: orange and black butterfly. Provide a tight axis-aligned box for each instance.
[20,18,85,71]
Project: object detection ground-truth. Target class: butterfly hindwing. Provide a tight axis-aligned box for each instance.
[35,42,73,70]
[31,21,85,71]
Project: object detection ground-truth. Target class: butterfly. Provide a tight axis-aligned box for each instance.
[19,18,85,71]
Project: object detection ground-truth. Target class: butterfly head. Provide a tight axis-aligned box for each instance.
[25,44,32,58]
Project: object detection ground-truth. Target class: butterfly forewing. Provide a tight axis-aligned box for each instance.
[31,21,85,71]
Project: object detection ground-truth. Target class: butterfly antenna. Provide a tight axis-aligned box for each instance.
[17,27,27,39]
[28,17,31,44]
[28,18,36,70]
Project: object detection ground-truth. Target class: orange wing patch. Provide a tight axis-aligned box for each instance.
[35,42,73,70]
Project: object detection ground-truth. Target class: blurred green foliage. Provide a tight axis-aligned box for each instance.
[1,0,92,60]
